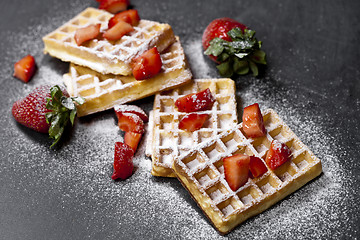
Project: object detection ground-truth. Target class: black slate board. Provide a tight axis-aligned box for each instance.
[1,0,359,239]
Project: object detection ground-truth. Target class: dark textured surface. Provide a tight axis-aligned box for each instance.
[1,0,359,239]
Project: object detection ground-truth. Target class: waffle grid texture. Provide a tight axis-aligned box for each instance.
[148,78,239,177]
[43,7,176,75]
[173,109,322,234]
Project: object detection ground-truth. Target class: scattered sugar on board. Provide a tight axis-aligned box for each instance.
[2,21,357,239]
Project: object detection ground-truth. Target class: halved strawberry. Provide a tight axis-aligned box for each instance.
[112,142,134,180]
[124,131,142,152]
[13,55,36,83]
[114,104,148,122]
[74,23,101,46]
[117,112,144,134]
[131,47,162,80]
[265,140,292,170]
[179,113,209,132]
[242,103,266,138]
[175,88,216,113]
[223,153,250,191]
[103,20,134,41]
[249,156,268,178]
[99,0,129,14]
[108,9,140,29]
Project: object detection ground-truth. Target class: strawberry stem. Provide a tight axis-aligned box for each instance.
[45,85,84,148]
[204,27,266,77]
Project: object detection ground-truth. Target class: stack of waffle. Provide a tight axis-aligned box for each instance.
[43,7,192,116]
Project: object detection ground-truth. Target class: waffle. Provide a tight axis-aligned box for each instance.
[172,109,322,234]
[63,37,192,117]
[43,7,176,75]
[146,78,239,177]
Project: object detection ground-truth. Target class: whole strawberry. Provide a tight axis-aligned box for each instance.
[12,85,84,147]
[202,18,266,77]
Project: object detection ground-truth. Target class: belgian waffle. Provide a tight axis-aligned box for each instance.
[146,78,238,177]
[43,7,176,75]
[172,109,322,234]
[63,38,192,117]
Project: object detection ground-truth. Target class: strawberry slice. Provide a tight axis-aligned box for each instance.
[175,88,216,113]
[74,23,101,46]
[13,55,36,83]
[103,20,134,41]
[265,140,292,170]
[108,9,140,28]
[242,103,266,138]
[249,156,268,178]
[117,112,145,134]
[114,104,148,122]
[99,0,129,14]
[112,142,134,180]
[124,131,142,152]
[179,113,209,132]
[223,153,250,191]
[131,47,162,80]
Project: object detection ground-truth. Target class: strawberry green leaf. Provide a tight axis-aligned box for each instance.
[204,27,266,78]
[45,85,84,148]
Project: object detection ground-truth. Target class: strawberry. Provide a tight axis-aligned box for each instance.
[74,23,101,46]
[131,47,162,80]
[99,0,129,14]
[242,103,266,138]
[175,88,215,113]
[117,112,145,134]
[114,104,148,122]
[223,153,250,191]
[112,142,134,180]
[249,156,268,178]
[202,18,266,77]
[179,113,209,132]
[12,85,84,147]
[124,131,142,152]
[13,55,36,83]
[103,20,134,41]
[265,140,292,170]
[108,9,140,29]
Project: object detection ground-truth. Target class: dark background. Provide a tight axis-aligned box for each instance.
[1,0,359,239]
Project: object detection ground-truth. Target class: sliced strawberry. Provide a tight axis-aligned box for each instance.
[124,131,142,152]
[74,23,101,46]
[179,113,209,132]
[112,142,134,180]
[108,9,140,28]
[265,140,292,170]
[175,88,215,113]
[117,112,144,134]
[103,20,134,41]
[114,104,148,122]
[242,103,266,138]
[131,47,162,80]
[99,0,129,14]
[223,153,250,191]
[249,156,268,178]
[13,55,36,83]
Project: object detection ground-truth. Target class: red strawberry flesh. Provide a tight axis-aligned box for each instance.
[175,88,215,113]
[124,131,142,152]
[249,156,268,178]
[114,104,148,122]
[112,142,134,180]
[13,55,36,83]
[117,112,145,134]
[108,9,140,28]
[223,153,250,191]
[265,140,292,170]
[74,23,101,46]
[131,47,162,80]
[99,0,129,14]
[179,113,209,132]
[242,103,266,138]
[103,20,134,41]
